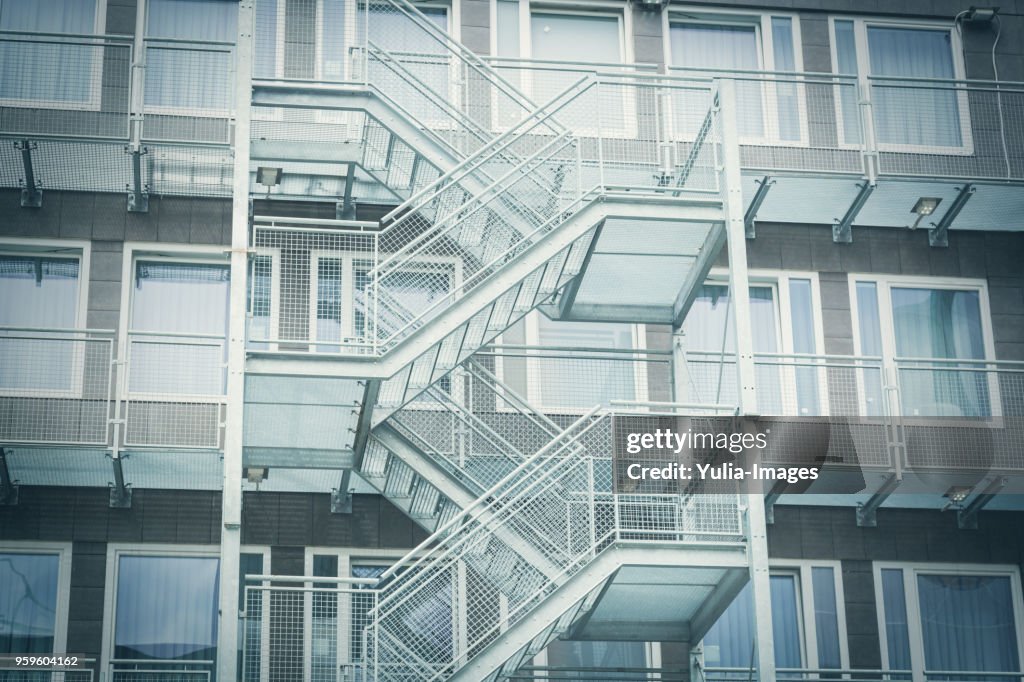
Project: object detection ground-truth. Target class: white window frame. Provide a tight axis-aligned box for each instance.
[0,238,92,400]
[493,313,649,414]
[662,7,808,147]
[700,559,849,672]
[238,545,272,682]
[0,541,73,656]
[100,543,221,678]
[308,250,463,353]
[873,561,1024,682]
[847,274,999,421]
[302,547,428,678]
[0,0,108,112]
[119,243,231,403]
[678,269,828,416]
[488,0,636,138]
[828,16,974,156]
[246,247,281,352]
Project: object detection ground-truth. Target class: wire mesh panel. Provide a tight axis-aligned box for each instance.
[872,78,1024,181]
[123,334,226,449]
[0,33,131,140]
[0,330,114,446]
[0,669,95,682]
[109,670,211,682]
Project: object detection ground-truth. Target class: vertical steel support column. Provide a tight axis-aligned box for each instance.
[718,79,775,680]
[218,2,254,680]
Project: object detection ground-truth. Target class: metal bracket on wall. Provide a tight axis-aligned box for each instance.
[108,452,133,508]
[744,175,774,239]
[856,471,900,527]
[833,180,875,243]
[331,469,354,514]
[15,139,42,208]
[126,145,149,213]
[0,448,19,505]
[957,476,1007,530]
[928,184,975,248]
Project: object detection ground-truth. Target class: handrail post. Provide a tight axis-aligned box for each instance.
[858,76,879,183]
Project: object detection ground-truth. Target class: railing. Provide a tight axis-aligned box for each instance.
[703,669,1024,681]
[363,409,744,681]
[108,661,214,682]
[0,327,115,446]
[0,660,96,682]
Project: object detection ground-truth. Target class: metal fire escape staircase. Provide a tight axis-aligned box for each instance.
[243,3,750,678]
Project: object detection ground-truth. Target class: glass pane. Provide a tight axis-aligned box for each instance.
[703,576,803,671]
[312,556,339,682]
[366,4,449,102]
[811,567,841,669]
[535,317,635,409]
[917,574,1020,677]
[114,555,220,661]
[833,20,861,144]
[880,568,912,677]
[867,27,961,147]
[0,553,60,654]
[891,287,989,416]
[670,22,763,137]
[495,0,520,58]
[0,0,96,102]
[145,0,238,110]
[855,281,885,416]
[248,255,273,348]
[789,278,821,415]
[0,257,81,391]
[238,553,264,680]
[316,258,344,352]
[771,17,801,141]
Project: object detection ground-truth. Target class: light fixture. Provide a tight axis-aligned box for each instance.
[910,196,942,229]
[245,467,268,484]
[943,485,973,507]
[257,166,281,186]
[964,6,998,22]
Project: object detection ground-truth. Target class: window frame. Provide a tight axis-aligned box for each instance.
[0,238,92,400]
[488,0,636,138]
[847,274,999,421]
[0,0,109,112]
[237,545,271,682]
[872,561,1024,681]
[661,6,808,147]
[246,247,281,352]
[827,16,974,156]
[100,543,221,678]
[307,250,463,354]
[0,541,72,656]
[699,559,849,672]
[678,269,828,416]
[119,243,232,403]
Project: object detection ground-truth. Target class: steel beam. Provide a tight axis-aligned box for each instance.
[16,140,42,208]
[556,220,605,319]
[856,472,900,527]
[126,146,149,213]
[832,180,875,243]
[958,476,1007,530]
[0,448,19,506]
[929,183,975,248]
[330,469,354,514]
[743,176,774,239]
[337,163,357,220]
[108,453,132,508]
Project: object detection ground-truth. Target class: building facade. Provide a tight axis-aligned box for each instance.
[1,0,1024,680]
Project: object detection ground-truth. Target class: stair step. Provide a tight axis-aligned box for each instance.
[408,478,442,518]
[487,286,520,331]
[384,457,416,498]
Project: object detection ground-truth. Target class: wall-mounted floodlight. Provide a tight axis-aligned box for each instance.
[245,467,268,484]
[257,166,282,187]
[910,197,942,229]
[942,485,973,510]
[964,6,998,22]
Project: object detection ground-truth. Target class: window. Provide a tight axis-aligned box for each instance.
[850,276,996,417]
[104,547,220,678]
[666,10,803,143]
[498,314,646,412]
[542,640,650,679]
[0,0,105,106]
[491,2,632,135]
[875,564,1024,680]
[0,545,71,655]
[247,251,280,350]
[703,563,846,675]
[144,0,237,114]
[254,0,359,81]
[309,252,457,352]
[678,271,824,415]
[0,247,87,393]
[238,550,270,682]
[128,257,230,396]
[830,18,970,151]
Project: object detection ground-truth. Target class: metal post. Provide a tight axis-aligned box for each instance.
[719,79,774,680]
[218,1,255,680]
[127,0,149,212]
